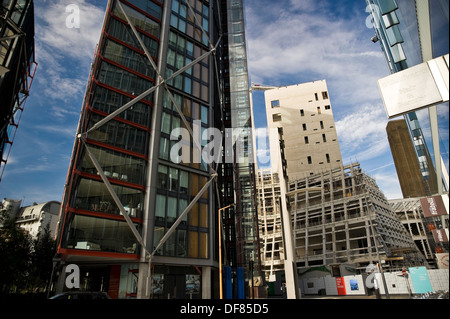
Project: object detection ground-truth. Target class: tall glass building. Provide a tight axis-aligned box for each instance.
[218,0,261,283]
[55,0,260,299]
[366,0,449,196]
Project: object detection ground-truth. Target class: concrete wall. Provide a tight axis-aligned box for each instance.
[264,81,343,181]
[428,269,450,292]
[377,269,449,295]
[324,276,338,295]
[343,275,365,296]
[299,269,449,296]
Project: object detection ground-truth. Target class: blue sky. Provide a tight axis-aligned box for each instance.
[0,0,448,206]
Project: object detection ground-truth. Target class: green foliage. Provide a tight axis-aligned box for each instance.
[29,225,57,290]
[0,212,56,295]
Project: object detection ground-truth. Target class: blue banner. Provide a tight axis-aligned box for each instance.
[409,267,433,294]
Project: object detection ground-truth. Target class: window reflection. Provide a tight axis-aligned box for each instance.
[87,113,149,155]
[108,18,159,56]
[65,214,140,254]
[72,177,144,218]
[125,0,162,20]
[154,163,209,259]
[97,61,152,96]
[79,144,146,186]
[103,39,156,79]
[91,86,151,127]
[429,0,449,59]
[112,1,160,37]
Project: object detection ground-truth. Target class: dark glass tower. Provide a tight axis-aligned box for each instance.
[55,0,260,299]
[0,0,37,181]
[219,0,262,293]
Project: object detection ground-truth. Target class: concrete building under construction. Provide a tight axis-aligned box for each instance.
[287,163,424,272]
[256,163,426,282]
[254,82,427,286]
[390,195,449,269]
[256,169,283,281]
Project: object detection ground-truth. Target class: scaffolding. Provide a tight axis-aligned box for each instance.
[256,163,426,281]
[390,197,448,268]
[256,169,284,281]
[289,163,422,271]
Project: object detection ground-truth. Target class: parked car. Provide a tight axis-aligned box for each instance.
[49,291,111,300]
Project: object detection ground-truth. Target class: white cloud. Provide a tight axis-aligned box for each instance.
[33,0,105,104]
[35,0,105,63]
[335,104,390,162]
[4,155,53,175]
[254,127,271,166]
[371,171,403,200]
[245,0,397,179]
[35,66,86,103]
[288,0,324,12]
[34,124,79,138]
[245,0,387,108]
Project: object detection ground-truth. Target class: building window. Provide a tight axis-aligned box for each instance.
[79,144,146,186]
[322,134,327,143]
[307,156,312,165]
[91,86,151,127]
[320,121,324,129]
[66,215,140,254]
[126,0,162,20]
[103,39,156,78]
[305,136,309,144]
[98,61,152,97]
[326,154,331,163]
[271,100,280,108]
[315,93,319,101]
[112,2,161,38]
[201,105,209,125]
[302,123,307,131]
[322,91,328,100]
[317,107,321,115]
[300,109,304,116]
[71,178,144,218]
[273,113,282,122]
[325,105,331,110]
[158,165,168,189]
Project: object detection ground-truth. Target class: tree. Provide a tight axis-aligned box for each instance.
[0,211,32,294]
[29,224,57,292]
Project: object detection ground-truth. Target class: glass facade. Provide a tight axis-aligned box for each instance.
[219,0,261,282]
[367,0,448,194]
[152,0,213,262]
[57,0,260,299]
[0,0,37,179]
[59,0,162,258]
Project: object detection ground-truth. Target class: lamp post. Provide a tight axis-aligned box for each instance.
[218,204,233,299]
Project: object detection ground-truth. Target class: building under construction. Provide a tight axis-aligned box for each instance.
[257,163,427,282]
[390,196,449,269]
[256,169,283,281]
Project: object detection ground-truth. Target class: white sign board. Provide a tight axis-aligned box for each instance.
[378,54,449,119]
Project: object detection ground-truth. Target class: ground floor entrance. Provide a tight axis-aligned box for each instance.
[56,262,218,299]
